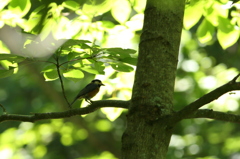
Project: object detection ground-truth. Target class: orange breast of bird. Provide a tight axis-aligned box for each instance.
[84,87,100,99]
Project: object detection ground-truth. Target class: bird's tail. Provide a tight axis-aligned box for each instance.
[70,98,78,106]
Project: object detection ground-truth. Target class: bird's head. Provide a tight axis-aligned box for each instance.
[91,79,105,86]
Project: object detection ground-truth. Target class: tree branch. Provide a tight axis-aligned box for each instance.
[174,74,240,122]
[185,109,240,123]
[0,100,129,123]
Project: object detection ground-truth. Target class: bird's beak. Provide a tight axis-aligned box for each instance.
[101,83,105,86]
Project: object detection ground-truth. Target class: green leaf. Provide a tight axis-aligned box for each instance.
[62,39,92,49]
[63,69,84,79]
[183,1,203,29]
[81,67,100,74]
[111,0,131,24]
[8,0,31,17]
[63,69,84,82]
[25,13,42,32]
[0,54,25,63]
[24,5,45,32]
[0,41,10,53]
[106,48,136,54]
[217,17,240,49]
[0,67,15,78]
[82,0,113,16]
[111,63,134,72]
[62,1,80,11]
[43,70,59,81]
[67,52,80,61]
[197,19,215,44]
[40,19,57,41]
[101,21,115,29]
[42,64,56,72]
[92,62,105,74]
[133,0,146,13]
[204,1,228,26]
[120,57,137,66]
[0,60,18,70]
[106,48,136,58]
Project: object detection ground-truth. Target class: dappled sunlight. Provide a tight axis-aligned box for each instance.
[181,59,199,72]
[199,76,217,89]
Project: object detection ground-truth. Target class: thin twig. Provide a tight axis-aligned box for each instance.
[55,54,72,109]
[0,104,7,114]
[229,73,240,84]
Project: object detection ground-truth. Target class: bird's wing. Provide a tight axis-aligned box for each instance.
[76,83,98,98]
[70,83,98,105]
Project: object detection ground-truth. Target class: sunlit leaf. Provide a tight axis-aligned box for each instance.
[42,64,56,72]
[43,70,59,81]
[133,0,146,13]
[204,1,228,26]
[101,21,115,29]
[184,1,203,29]
[24,5,45,32]
[62,39,92,49]
[0,41,10,53]
[0,60,18,71]
[40,19,57,41]
[8,0,31,17]
[217,17,239,49]
[62,1,80,11]
[81,67,100,74]
[63,69,84,82]
[82,0,113,16]
[197,19,215,44]
[0,0,10,11]
[111,0,131,24]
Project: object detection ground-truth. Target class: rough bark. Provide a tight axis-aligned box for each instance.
[121,0,185,158]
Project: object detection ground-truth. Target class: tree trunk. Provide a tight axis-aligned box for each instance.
[121,0,185,158]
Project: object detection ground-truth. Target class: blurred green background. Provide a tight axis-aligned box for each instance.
[0,0,240,158]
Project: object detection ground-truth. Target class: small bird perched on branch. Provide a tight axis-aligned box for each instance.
[70,79,105,106]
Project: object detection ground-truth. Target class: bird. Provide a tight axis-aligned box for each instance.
[70,79,105,106]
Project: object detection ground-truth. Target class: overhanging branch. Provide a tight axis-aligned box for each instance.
[0,100,129,123]
[174,74,240,122]
[185,109,240,123]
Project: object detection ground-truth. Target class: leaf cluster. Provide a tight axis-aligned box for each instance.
[0,39,137,81]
